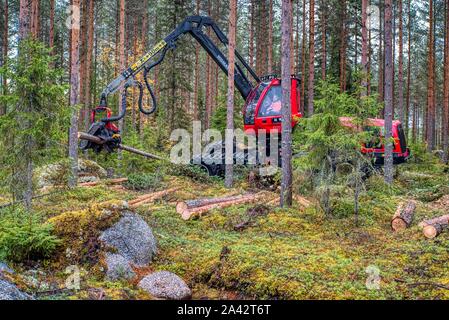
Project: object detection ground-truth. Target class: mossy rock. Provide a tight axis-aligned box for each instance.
[35,159,107,188]
[48,200,128,267]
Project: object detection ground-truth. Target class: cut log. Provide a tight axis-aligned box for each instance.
[129,187,180,208]
[391,201,416,231]
[180,192,275,220]
[418,214,449,228]
[78,178,128,187]
[419,214,449,239]
[422,223,445,239]
[175,194,244,214]
[78,132,167,161]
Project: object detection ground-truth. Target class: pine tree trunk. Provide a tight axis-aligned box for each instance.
[225,0,237,189]
[281,0,293,207]
[339,0,347,92]
[300,0,307,115]
[361,0,368,95]
[1,0,8,116]
[30,0,39,39]
[49,0,55,53]
[378,0,384,105]
[84,0,94,131]
[397,0,405,124]
[268,0,273,74]
[368,24,372,95]
[118,0,126,133]
[249,0,254,67]
[290,5,295,75]
[19,0,30,41]
[321,0,327,80]
[193,0,200,121]
[296,0,300,73]
[69,0,81,188]
[79,0,87,122]
[384,0,394,184]
[307,0,315,116]
[443,0,449,164]
[426,0,435,151]
[406,0,412,137]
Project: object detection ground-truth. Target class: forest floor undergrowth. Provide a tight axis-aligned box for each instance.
[1,158,449,300]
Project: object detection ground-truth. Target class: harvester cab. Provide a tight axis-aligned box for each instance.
[243,75,302,134]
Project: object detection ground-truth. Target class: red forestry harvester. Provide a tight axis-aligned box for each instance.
[79,16,410,174]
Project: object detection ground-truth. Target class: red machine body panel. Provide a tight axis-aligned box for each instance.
[243,77,302,134]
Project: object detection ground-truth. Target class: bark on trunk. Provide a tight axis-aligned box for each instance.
[391,201,416,231]
[300,0,307,115]
[361,0,368,95]
[118,0,126,133]
[68,0,81,188]
[225,0,237,188]
[321,0,327,80]
[339,0,347,92]
[406,0,412,137]
[443,0,449,164]
[268,0,273,73]
[19,0,30,41]
[30,0,39,39]
[397,0,405,124]
[1,0,8,115]
[84,0,94,130]
[384,0,394,184]
[193,0,200,121]
[281,0,293,207]
[49,0,55,53]
[307,0,315,115]
[426,0,436,151]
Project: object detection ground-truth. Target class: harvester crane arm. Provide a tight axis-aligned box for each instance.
[99,15,259,117]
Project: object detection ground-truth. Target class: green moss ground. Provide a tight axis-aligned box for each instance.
[4,160,449,300]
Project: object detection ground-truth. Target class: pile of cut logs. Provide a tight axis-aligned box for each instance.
[176,192,312,220]
[176,193,274,220]
[391,200,449,239]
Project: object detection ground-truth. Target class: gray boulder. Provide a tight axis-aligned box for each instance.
[138,271,191,300]
[0,262,13,274]
[105,253,136,281]
[99,212,157,266]
[0,279,33,300]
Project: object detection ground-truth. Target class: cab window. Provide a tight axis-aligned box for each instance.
[258,85,282,117]
[244,83,267,125]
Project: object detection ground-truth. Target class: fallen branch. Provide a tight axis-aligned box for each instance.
[129,187,180,208]
[78,178,128,187]
[391,201,416,232]
[176,193,244,214]
[418,214,449,239]
[78,132,167,161]
[266,195,311,208]
[0,190,63,209]
[180,192,275,220]
[293,195,312,208]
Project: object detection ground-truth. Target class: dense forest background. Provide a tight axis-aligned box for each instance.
[1,0,447,145]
